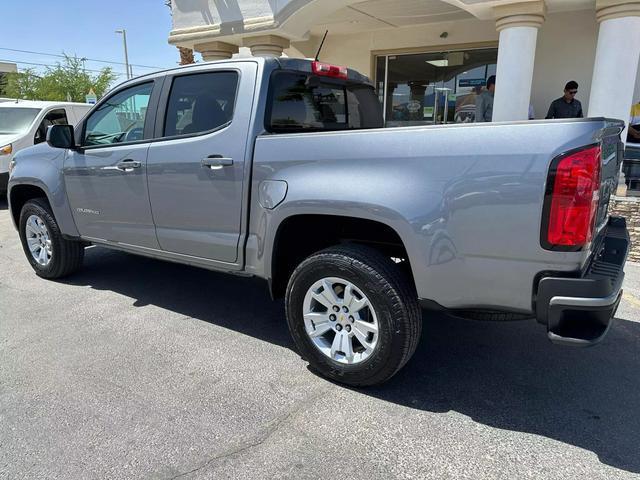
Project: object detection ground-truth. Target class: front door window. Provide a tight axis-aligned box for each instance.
[83,82,153,146]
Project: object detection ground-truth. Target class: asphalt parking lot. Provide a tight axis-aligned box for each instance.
[2,197,640,480]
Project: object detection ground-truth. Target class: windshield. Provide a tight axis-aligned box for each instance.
[0,107,40,135]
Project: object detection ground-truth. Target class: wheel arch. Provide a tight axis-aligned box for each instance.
[268,213,417,299]
[16,191,85,279]
[9,183,52,229]
[9,179,79,237]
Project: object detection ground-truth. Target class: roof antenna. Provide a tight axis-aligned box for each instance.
[314,30,329,61]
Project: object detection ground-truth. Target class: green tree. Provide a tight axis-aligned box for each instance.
[3,68,41,100]
[3,55,117,102]
[0,73,7,96]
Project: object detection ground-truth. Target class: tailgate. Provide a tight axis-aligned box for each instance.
[592,121,626,244]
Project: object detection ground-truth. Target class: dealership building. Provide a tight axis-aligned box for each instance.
[169,0,640,128]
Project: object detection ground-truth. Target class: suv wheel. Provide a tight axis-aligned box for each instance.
[285,245,422,386]
[19,198,84,279]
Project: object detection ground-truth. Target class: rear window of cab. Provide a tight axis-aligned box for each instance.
[266,71,383,133]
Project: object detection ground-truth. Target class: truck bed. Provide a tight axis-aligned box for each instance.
[249,117,624,314]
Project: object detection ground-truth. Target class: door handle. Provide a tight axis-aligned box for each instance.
[101,159,141,172]
[116,159,141,171]
[201,155,233,170]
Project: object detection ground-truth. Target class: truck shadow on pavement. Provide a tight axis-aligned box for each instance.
[64,247,640,474]
[63,247,293,348]
[372,307,640,474]
[0,197,7,210]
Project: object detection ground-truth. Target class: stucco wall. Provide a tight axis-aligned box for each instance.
[290,17,499,80]
[531,9,598,121]
[172,0,302,30]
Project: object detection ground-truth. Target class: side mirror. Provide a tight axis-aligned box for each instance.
[46,124,76,149]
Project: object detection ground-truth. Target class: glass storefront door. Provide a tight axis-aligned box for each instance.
[375,48,498,127]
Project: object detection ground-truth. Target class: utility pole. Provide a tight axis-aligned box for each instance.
[115,29,131,79]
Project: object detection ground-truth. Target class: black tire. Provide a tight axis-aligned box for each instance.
[285,244,422,386]
[18,198,84,279]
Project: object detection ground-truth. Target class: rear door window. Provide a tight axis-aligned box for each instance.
[163,71,239,137]
[267,71,383,133]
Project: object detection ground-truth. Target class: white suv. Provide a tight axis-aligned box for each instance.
[0,100,91,195]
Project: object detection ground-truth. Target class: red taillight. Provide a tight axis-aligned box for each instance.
[545,145,601,248]
[311,61,348,80]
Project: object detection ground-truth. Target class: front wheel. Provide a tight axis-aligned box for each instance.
[18,198,84,279]
[285,245,422,386]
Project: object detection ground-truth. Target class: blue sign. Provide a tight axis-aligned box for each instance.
[85,89,97,105]
[458,78,485,88]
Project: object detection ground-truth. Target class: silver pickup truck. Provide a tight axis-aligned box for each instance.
[7,57,630,386]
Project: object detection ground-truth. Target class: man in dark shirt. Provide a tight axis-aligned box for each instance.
[546,81,583,119]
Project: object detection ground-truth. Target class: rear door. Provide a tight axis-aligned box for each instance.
[146,62,257,263]
[64,79,162,248]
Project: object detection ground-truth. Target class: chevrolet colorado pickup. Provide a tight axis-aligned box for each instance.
[8,57,629,386]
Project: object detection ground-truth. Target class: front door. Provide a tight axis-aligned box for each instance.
[64,80,161,248]
[146,64,256,263]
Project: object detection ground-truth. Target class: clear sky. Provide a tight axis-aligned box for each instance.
[1,0,181,86]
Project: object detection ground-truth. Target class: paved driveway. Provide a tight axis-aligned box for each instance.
[1,197,640,479]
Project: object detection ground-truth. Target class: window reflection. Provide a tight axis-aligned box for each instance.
[376,48,498,126]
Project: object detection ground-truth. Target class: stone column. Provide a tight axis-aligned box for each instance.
[243,35,290,58]
[194,41,239,61]
[588,1,640,133]
[589,1,640,196]
[491,1,546,122]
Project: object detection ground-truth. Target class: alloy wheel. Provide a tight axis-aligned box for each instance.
[25,214,53,266]
[302,277,379,364]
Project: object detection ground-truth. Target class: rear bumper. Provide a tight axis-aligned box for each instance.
[536,216,629,346]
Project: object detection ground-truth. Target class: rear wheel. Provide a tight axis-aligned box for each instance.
[19,198,84,279]
[285,245,421,386]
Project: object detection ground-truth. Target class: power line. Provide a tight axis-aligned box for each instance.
[0,47,164,70]
[1,58,126,76]
[0,58,128,76]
